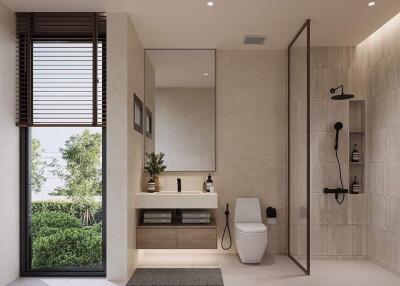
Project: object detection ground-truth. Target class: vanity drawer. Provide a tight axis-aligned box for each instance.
[177,228,217,249]
[137,228,177,249]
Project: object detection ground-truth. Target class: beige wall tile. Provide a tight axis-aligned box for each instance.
[393,233,400,274]
[311,100,349,132]
[0,3,18,286]
[370,194,386,228]
[327,225,358,256]
[151,50,288,255]
[216,50,287,254]
[357,12,400,275]
[312,162,349,194]
[349,194,369,225]
[107,13,130,281]
[311,224,329,255]
[107,12,145,280]
[358,225,368,256]
[311,132,348,165]
[310,47,367,259]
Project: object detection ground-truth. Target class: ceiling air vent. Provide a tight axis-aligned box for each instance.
[243,35,266,45]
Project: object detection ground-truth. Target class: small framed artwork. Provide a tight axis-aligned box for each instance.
[145,107,152,139]
[134,94,143,134]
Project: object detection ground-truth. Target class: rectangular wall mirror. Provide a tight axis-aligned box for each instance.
[144,49,216,171]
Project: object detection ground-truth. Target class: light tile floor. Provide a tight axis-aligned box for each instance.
[7,253,400,286]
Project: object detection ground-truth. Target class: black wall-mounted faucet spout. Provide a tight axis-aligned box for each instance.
[177,178,181,192]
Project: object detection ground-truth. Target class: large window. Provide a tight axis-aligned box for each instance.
[18,13,106,276]
[26,127,105,273]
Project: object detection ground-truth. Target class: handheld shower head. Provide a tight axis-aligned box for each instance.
[330,85,354,100]
[334,122,343,131]
[332,121,346,204]
[334,122,343,150]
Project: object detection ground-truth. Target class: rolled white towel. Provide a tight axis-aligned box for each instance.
[182,218,210,224]
[143,218,172,224]
[143,211,172,219]
[181,210,211,219]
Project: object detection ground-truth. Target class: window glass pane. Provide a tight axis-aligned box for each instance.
[30,127,103,270]
[289,24,309,272]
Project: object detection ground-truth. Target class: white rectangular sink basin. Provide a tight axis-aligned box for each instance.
[157,191,202,194]
[135,191,218,209]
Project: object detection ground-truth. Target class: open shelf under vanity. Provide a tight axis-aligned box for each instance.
[136,207,217,249]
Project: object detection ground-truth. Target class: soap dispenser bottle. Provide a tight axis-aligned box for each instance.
[206,174,213,192]
[351,176,360,194]
[352,144,360,162]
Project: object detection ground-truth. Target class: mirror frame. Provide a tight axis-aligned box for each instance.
[143,48,217,172]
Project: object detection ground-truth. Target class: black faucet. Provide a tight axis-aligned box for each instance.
[177,178,181,192]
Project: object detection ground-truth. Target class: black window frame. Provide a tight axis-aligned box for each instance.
[18,12,107,277]
[20,127,107,277]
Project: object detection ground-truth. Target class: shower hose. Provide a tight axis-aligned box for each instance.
[221,203,232,250]
[335,148,345,204]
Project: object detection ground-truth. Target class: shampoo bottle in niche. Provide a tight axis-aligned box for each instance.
[206,174,213,192]
[352,144,360,162]
[351,176,360,194]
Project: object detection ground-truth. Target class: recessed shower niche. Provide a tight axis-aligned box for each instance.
[349,100,366,194]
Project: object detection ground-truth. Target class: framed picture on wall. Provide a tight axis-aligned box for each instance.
[134,94,143,134]
[145,107,152,139]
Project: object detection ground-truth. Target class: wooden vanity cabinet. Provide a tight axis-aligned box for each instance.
[136,222,217,249]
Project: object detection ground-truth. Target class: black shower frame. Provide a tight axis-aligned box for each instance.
[287,19,311,275]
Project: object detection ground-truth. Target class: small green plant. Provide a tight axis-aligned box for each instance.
[144,152,167,176]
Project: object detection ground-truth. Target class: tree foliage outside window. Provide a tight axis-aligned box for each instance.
[51,129,102,225]
[30,128,104,269]
[31,138,47,193]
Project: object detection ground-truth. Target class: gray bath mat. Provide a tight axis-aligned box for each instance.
[126,268,224,286]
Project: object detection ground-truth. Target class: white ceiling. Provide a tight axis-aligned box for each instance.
[2,0,400,49]
[146,50,215,88]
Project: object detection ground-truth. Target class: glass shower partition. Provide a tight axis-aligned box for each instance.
[288,20,310,275]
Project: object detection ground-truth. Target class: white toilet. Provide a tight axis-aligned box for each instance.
[234,198,267,264]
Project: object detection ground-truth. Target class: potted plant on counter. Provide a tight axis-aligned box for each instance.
[144,152,167,192]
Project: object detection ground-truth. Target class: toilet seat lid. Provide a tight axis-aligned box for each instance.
[235,223,267,233]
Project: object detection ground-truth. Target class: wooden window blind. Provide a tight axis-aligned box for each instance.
[16,12,106,127]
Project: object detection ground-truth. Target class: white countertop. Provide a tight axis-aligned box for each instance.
[135,191,218,209]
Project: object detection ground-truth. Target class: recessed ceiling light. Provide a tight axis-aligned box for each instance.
[204,73,209,76]
[207,1,215,7]
[368,1,376,7]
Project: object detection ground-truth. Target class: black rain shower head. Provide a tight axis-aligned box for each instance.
[330,85,354,100]
[331,93,354,100]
